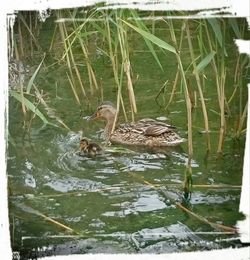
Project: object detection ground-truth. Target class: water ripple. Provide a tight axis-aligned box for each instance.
[44,176,109,193]
[102,191,167,217]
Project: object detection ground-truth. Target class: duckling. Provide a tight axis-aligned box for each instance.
[87,101,185,147]
[80,138,102,157]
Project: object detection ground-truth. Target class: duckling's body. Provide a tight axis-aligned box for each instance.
[80,138,102,157]
[88,102,185,147]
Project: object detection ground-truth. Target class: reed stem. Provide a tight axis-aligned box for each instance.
[164,18,184,108]
[175,53,193,160]
[118,14,137,120]
[186,21,211,151]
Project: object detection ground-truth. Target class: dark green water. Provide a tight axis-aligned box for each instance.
[7,14,248,258]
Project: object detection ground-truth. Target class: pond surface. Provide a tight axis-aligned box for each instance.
[7,13,247,258]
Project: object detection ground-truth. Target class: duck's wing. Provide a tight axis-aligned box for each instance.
[136,118,176,136]
[144,125,173,136]
[138,118,176,129]
[117,119,176,137]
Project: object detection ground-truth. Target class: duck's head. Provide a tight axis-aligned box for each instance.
[80,138,89,151]
[88,101,117,122]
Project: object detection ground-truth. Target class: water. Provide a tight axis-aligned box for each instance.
[7,14,247,258]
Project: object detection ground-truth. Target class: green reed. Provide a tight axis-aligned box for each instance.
[103,10,128,124]
[186,20,211,151]
[205,18,226,153]
[9,10,248,152]
[123,17,193,173]
[56,11,80,105]
[117,11,137,120]
[164,18,184,109]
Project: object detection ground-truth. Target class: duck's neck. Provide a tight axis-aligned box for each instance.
[103,116,116,140]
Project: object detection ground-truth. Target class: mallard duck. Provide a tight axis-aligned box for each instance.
[80,138,102,157]
[87,102,185,147]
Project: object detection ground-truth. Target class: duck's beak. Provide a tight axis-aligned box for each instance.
[85,111,99,121]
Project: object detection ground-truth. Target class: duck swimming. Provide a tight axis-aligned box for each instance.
[87,102,185,147]
[80,138,102,157]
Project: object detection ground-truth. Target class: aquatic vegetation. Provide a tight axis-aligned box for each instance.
[7,9,248,256]
[10,9,249,153]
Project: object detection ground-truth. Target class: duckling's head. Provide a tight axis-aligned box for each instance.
[80,138,89,151]
[88,101,117,122]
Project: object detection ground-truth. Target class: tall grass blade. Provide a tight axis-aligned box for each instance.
[10,90,49,124]
[195,51,216,73]
[207,18,227,56]
[228,18,241,38]
[26,55,45,94]
[207,18,222,47]
[130,10,163,70]
[122,20,176,54]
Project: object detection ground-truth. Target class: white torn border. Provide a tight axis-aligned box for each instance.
[236,39,250,243]
[0,0,249,260]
